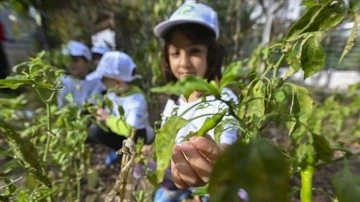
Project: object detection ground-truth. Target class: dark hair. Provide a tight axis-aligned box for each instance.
[71,55,90,62]
[160,23,226,83]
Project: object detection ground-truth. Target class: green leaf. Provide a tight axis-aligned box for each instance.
[287,84,313,140]
[192,184,209,196]
[332,162,360,202]
[350,0,360,11]
[0,159,20,173]
[209,138,290,202]
[286,5,322,41]
[0,78,35,89]
[248,45,264,72]
[248,81,265,121]
[220,60,243,89]
[300,34,326,78]
[284,42,302,78]
[286,0,345,41]
[154,116,189,182]
[151,76,220,100]
[302,0,319,9]
[0,121,52,187]
[197,110,227,137]
[214,122,225,145]
[312,134,334,163]
[293,85,313,123]
[339,13,360,63]
[306,0,346,33]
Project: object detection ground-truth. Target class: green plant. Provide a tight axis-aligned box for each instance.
[0,52,95,201]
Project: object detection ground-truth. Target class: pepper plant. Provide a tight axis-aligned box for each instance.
[0,51,96,201]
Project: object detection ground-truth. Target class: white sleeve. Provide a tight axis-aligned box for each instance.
[125,95,148,129]
[220,127,238,145]
[220,88,239,144]
[57,76,70,108]
[161,99,176,126]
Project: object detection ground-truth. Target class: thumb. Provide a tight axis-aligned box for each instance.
[189,135,221,162]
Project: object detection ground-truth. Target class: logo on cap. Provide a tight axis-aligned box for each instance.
[177,5,195,15]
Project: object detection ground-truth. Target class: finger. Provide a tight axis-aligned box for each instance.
[171,159,188,189]
[190,136,221,163]
[171,145,205,187]
[180,140,213,183]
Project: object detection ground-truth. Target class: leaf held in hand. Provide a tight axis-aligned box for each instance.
[154,116,188,182]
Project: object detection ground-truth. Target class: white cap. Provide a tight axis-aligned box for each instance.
[91,43,112,55]
[86,51,138,82]
[63,41,92,61]
[154,1,219,39]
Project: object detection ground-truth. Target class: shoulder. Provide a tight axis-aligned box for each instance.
[129,92,146,101]
[125,93,147,107]
[162,98,177,115]
[85,78,102,85]
[60,75,76,87]
[61,74,72,82]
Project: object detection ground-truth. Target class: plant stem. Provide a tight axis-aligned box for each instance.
[34,88,53,162]
[43,102,51,161]
[273,54,285,77]
[75,163,81,200]
[300,151,315,202]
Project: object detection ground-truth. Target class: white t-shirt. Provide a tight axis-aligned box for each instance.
[106,92,155,142]
[57,75,105,107]
[161,88,238,145]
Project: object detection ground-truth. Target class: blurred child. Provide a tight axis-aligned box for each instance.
[87,51,154,166]
[57,41,104,107]
[91,42,111,68]
[153,1,238,201]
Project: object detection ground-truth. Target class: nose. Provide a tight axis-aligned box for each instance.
[179,52,190,69]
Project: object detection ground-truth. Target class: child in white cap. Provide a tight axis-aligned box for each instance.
[88,51,154,166]
[91,42,112,67]
[57,40,104,107]
[153,1,238,201]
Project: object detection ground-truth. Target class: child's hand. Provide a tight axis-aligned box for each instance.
[141,145,153,157]
[170,135,221,189]
[96,108,110,121]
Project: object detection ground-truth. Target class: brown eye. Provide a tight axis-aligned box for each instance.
[189,48,201,55]
[169,51,179,58]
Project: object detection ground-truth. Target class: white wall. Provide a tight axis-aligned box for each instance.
[279,68,360,91]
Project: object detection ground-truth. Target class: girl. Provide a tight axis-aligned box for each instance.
[153,1,238,200]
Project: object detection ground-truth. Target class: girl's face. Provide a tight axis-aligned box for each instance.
[101,77,120,89]
[70,56,91,78]
[167,30,208,80]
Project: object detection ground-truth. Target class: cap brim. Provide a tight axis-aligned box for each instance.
[70,51,85,57]
[154,19,216,39]
[85,70,102,81]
